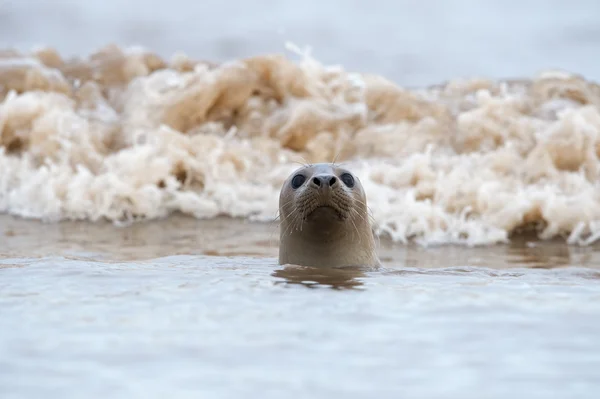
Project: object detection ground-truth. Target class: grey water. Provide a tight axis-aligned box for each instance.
[1,0,599,87]
[1,216,600,398]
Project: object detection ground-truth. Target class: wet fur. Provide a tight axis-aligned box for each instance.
[278,163,380,268]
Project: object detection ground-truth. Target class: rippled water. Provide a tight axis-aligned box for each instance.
[1,215,600,398]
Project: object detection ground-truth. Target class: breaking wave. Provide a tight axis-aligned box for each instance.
[1,44,600,246]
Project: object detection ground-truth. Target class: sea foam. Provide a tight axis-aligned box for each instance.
[1,45,600,246]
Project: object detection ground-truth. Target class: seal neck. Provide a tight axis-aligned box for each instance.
[279,218,377,268]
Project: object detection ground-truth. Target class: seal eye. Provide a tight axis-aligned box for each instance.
[340,173,355,188]
[291,174,306,189]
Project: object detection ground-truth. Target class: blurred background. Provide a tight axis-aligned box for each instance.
[1,0,599,87]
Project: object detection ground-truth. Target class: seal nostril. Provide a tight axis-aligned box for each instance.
[329,176,337,186]
[312,177,321,187]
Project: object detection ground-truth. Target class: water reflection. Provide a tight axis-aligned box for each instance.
[382,234,600,270]
[2,215,600,270]
[272,265,369,290]
[505,236,589,269]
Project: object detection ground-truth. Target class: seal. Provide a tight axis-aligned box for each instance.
[278,163,380,268]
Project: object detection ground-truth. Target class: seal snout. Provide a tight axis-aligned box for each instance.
[302,173,347,222]
[310,174,338,189]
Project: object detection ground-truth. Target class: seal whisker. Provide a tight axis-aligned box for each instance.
[348,212,361,244]
[280,205,302,237]
[274,197,301,225]
[286,208,302,230]
[281,214,300,239]
[351,198,376,224]
[350,208,373,246]
[276,198,296,219]
[291,160,309,168]
[291,154,312,168]
[350,203,370,223]
[331,145,345,165]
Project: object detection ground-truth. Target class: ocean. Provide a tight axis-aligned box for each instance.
[1,1,600,398]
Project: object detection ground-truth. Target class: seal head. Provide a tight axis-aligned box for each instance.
[278,163,380,268]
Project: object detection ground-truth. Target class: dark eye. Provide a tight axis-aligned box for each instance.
[291,174,306,189]
[340,173,355,188]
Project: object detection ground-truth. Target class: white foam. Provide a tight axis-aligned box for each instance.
[1,46,600,246]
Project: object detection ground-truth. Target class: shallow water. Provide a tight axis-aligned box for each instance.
[1,215,600,398]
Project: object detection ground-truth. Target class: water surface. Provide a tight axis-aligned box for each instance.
[1,215,600,398]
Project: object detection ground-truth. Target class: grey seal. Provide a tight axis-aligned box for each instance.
[278,163,380,268]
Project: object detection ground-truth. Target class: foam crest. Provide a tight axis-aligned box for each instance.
[1,45,600,245]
